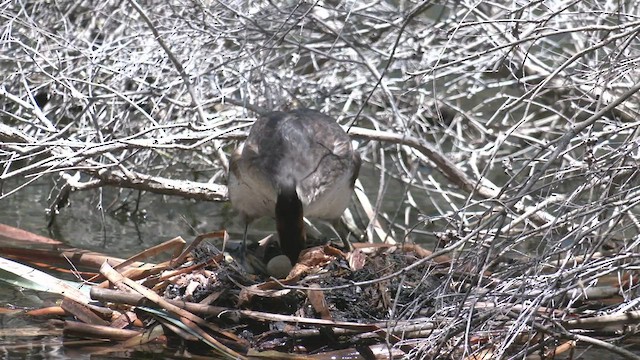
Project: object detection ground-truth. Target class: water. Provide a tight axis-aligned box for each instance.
[1,178,234,257]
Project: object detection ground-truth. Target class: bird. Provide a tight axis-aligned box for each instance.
[227,109,360,265]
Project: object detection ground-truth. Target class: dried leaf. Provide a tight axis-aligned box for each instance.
[64,320,140,341]
[238,282,293,305]
[0,256,90,304]
[287,246,341,279]
[0,223,63,245]
[61,298,110,326]
[347,249,366,271]
[307,284,332,320]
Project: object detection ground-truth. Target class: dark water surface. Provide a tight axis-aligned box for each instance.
[1,178,234,256]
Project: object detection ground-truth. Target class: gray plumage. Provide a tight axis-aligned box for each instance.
[228,109,360,262]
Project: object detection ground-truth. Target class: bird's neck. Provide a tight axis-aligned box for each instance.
[275,181,306,264]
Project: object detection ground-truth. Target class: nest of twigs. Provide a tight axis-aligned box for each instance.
[3,224,640,359]
[83,232,454,359]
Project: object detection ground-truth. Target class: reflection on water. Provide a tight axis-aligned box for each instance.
[0,177,234,257]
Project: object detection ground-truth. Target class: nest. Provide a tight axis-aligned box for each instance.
[3,224,640,359]
[86,233,452,359]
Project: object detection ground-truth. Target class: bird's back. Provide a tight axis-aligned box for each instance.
[228,109,359,221]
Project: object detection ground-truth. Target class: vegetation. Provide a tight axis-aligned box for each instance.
[1,0,640,358]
